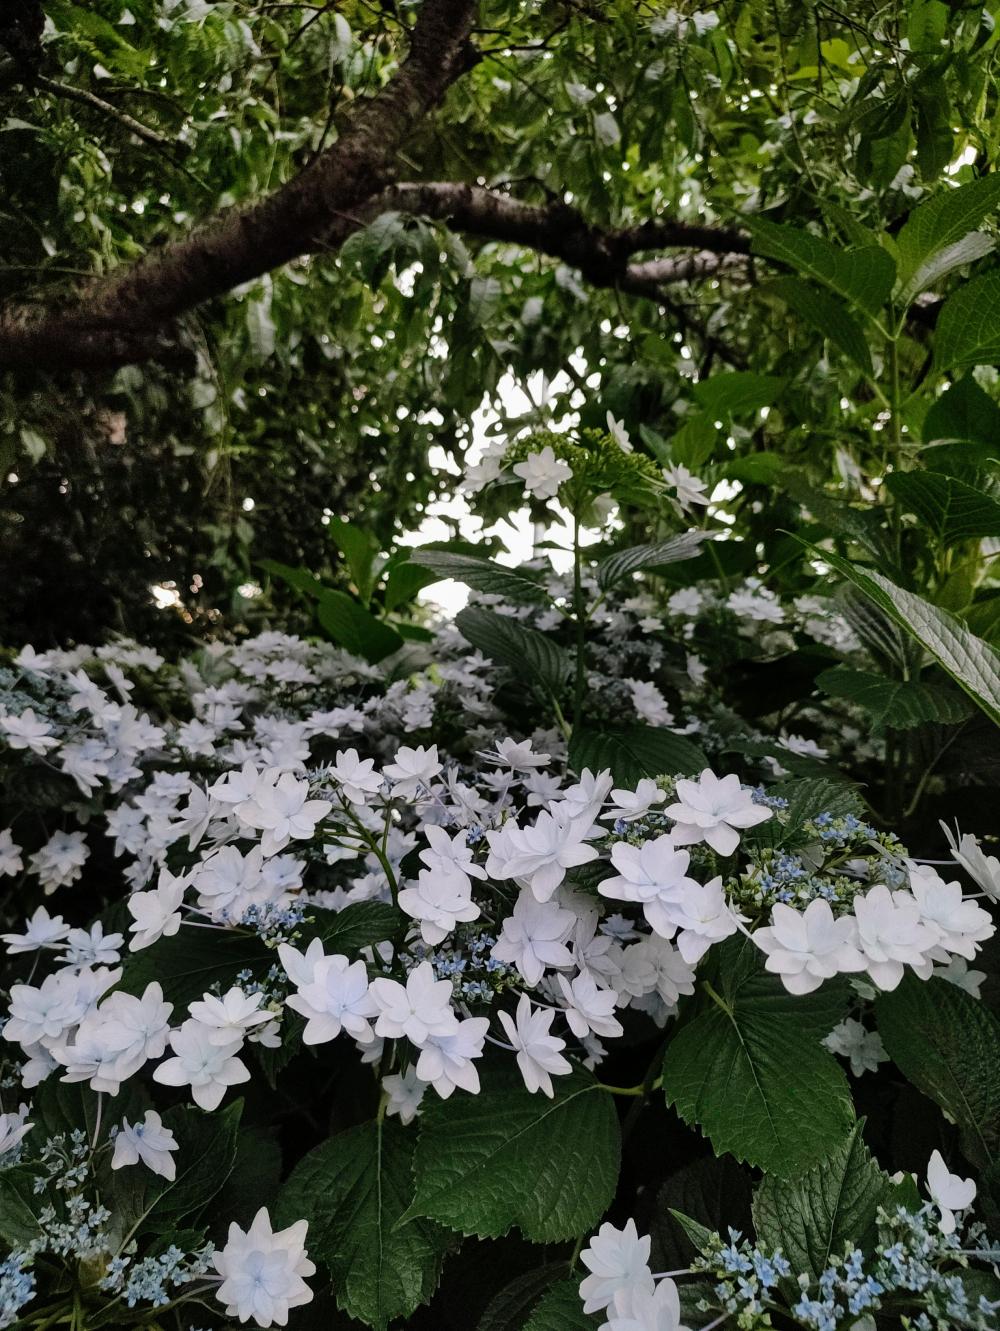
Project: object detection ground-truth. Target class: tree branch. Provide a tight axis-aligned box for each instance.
[0,77,758,373]
[0,0,480,371]
[34,76,177,153]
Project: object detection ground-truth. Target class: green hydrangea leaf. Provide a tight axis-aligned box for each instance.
[275,1118,450,1330]
[403,1064,620,1243]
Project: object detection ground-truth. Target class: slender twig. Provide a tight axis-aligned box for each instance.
[35,75,174,151]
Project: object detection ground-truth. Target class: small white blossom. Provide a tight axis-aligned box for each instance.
[557,971,623,1041]
[0,1104,32,1158]
[625,679,674,727]
[926,1150,976,1236]
[606,412,633,453]
[398,868,480,945]
[213,1207,315,1328]
[0,829,24,878]
[189,987,273,1045]
[369,961,457,1048]
[383,744,442,797]
[0,708,59,755]
[512,445,572,499]
[415,1016,489,1098]
[579,1218,654,1314]
[483,737,551,770]
[852,886,936,991]
[29,831,89,894]
[662,463,710,510]
[942,821,1000,900]
[665,770,772,856]
[127,870,186,951]
[599,836,701,940]
[491,890,576,985]
[485,810,599,902]
[383,1067,426,1124]
[112,1110,178,1181]
[284,954,377,1045]
[753,899,864,995]
[237,771,331,856]
[1,906,69,954]
[329,749,383,805]
[153,1018,250,1111]
[497,993,571,1096]
[822,1018,888,1077]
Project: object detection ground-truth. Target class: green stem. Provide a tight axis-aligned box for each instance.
[702,980,733,1019]
[598,1076,662,1097]
[572,509,586,730]
[339,799,400,907]
[550,693,572,743]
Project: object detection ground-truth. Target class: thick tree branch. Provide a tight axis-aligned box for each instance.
[0,0,480,371]
[0,62,758,373]
[373,182,750,280]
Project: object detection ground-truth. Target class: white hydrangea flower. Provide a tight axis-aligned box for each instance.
[213,1207,315,1327]
[579,1218,654,1314]
[111,1110,178,1181]
[497,993,571,1097]
[153,1019,250,1111]
[926,1150,976,1236]
[665,770,772,856]
[822,1018,887,1077]
[284,954,378,1045]
[512,445,572,499]
[753,899,864,995]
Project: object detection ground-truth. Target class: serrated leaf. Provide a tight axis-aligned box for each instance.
[455,606,570,697]
[477,1268,565,1331]
[118,929,272,1006]
[812,548,1000,727]
[922,375,1000,448]
[816,665,974,733]
[765,778,866,848]
[898,231,994,307]
[316,591,403,664]
[934,272,1000,371]
[747,219,895,316]
[837,586,921,674]
[597,532,711,590]
[275,1119,449,1330]
[752,1122,888,1278]
[651,1156,752,1269]
[523,1279,597,1330]
[691,372,784,416]
[403,1064,620,1243]
[876,975,1000,1168]
[665,413,717,468]
[0,1167,43,1247]
[662,941,854,1177]
[144,1101,242,1228]
[119,903,395,1006]
[895,177,1000,303]
[785,477,897,569]
[767,276,873,374]
[383,560,440,613]
[667,1209,718,1257]
[886,470,1000,544]
[568,724,707,784]
[304,902,406,953]
[408,549,550,603]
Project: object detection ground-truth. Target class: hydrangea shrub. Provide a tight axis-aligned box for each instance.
[0,428,998,1330]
